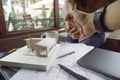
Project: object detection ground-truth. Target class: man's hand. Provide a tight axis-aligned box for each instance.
[65,9,96,42]
[63,1,96,42]
[70,10,96,42]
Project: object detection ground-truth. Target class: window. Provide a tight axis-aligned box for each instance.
[3,0,55,32]
[0,0,65,38]
[59,0,65,27]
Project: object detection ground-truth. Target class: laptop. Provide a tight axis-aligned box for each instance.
[77,48,120,80]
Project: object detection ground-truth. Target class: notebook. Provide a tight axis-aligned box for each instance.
[77,48,120,80]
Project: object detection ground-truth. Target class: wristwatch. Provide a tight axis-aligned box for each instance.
[93,6,111,33]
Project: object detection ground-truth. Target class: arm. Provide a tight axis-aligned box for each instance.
[64,0,120,31]
[63,0,120,42]
[104,0,120,30]
[93,0,120,33]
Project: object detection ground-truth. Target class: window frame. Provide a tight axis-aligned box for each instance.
[0,0,60,39]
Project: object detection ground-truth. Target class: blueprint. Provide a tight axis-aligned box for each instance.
[10,43,111,80]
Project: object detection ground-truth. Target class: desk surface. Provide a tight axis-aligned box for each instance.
[9,43,111,80]
[107,29,120,40]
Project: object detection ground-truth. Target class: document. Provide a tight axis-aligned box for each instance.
[10,43,109,80]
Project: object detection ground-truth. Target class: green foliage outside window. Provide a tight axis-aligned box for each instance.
[40,4,48,27]
[11,5,17,19]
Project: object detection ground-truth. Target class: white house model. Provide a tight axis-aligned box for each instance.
[35,38,56,57]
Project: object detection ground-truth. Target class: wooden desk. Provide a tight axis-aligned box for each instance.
[101,30,120,52]
[1,44,111,80]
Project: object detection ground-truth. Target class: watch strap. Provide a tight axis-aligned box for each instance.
[93,6,111,33]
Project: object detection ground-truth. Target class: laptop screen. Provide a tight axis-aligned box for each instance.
[77,48,120,80]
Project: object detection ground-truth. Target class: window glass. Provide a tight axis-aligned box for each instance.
[59,0,65,28]
[2,0,54,32]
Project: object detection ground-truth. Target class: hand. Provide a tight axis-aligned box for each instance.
[69,10,96,42]
[65,24,80,39]
[66,9,96,42]
[63,1,96,42]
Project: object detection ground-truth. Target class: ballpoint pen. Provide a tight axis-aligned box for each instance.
[58,64,89,80]
[57,51,75,59]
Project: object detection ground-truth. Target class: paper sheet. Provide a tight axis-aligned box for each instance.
[10,43,111,80]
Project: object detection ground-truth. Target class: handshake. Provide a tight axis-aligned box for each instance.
[63,1,96,42]
[65,10,96,42]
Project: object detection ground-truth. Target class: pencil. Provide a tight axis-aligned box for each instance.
[57,51,75,59]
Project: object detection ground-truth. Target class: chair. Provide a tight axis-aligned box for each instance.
[23,15,34,29]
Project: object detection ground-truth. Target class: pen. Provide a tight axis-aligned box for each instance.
[58,64,89,80]
[57,51,75,59]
